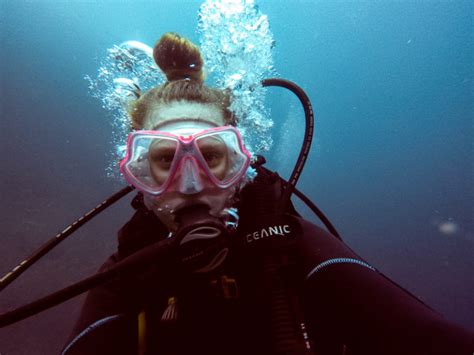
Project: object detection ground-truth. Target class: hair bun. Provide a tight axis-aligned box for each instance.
[153,32,204,83]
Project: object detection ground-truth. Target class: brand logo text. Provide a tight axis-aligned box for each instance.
[246,225,291,243]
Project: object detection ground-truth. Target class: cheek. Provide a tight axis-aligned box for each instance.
[209,157,228,180]
[150,165,170,185]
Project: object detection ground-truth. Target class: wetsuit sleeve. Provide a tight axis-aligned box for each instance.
[295,218,474,355]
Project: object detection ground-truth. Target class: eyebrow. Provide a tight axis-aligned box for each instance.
[152,118,220,130]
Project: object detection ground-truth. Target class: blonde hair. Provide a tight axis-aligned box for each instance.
[129,33,235,129]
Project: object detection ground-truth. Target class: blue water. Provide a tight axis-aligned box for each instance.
[1,1,472,354]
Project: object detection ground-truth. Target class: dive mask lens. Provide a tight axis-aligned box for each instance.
[196,129,250,186]
[120,132,179,195]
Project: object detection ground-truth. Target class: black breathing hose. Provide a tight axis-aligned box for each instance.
[0,186,135,292]
[0,237,176,328]
[0,186,339,328]
[262,78,314,215]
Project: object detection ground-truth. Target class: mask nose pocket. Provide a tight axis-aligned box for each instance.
[178,158,204,194]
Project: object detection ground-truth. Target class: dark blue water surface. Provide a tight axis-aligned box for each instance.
[1,1,472,354]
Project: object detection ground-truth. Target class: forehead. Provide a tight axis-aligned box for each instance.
[144,101,225,129]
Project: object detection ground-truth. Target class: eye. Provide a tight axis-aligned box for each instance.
[150,151,175,169]
[148,138,178,170]
[203,151,224,167]
[197,136,227,168]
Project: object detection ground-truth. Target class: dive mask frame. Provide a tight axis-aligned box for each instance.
[120,125,252,196]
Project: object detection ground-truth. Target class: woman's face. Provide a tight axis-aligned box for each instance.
[144,101,228,189]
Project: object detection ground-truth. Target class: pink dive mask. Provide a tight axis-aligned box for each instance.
[120,126,251,196]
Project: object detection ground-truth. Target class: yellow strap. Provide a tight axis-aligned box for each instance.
[138,310,146,355]
[210,275,239,299]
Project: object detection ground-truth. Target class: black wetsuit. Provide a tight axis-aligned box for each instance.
[63,172,474,355]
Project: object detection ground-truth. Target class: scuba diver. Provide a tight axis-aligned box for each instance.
[1,33,473,355]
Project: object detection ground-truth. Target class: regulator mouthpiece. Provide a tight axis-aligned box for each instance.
[175,205,229,273]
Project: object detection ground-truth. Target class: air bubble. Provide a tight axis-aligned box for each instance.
[85,41,164,180]
[199,0,275,155]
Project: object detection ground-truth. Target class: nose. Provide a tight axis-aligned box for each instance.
[177,157,205,194]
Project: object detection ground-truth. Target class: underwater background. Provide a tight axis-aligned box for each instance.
[1,0,472,354]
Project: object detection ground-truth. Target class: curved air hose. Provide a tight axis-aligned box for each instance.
[261,78,313,214]
[262,78,341,240]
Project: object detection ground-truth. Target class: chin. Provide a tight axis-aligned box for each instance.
[142,186,239,230]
